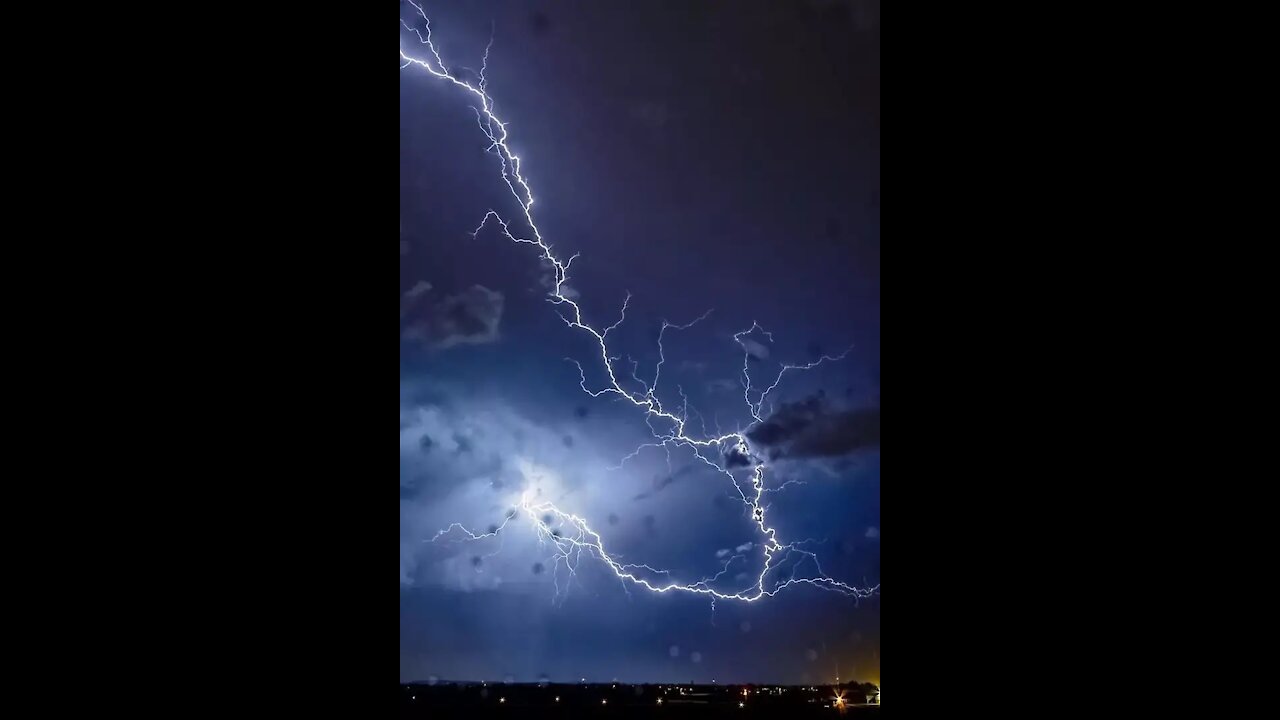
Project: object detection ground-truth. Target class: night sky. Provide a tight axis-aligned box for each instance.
[400,0,879,686]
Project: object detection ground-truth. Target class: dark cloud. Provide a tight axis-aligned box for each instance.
[632,475,673,501]
[530,10,552,35]
[746,395,880,458]
[607,513,620,526]
[419,434,434,452]
[562,435,574,448]
[532,562,545,575]
[574,406,590,419]
[404,284,504,349]
[642,514,657,536]
[724,445,755,469]
[632,465,701,501]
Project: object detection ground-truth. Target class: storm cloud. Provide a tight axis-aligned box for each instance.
[746,395,879,459]
[403,284,505,349]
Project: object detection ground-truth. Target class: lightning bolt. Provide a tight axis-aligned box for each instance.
[401,2,878,604]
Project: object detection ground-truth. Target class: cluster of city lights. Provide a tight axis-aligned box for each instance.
[406,682,877,708]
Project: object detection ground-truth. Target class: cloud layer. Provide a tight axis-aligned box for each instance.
[747,395,880,459]
[403,284,505,349]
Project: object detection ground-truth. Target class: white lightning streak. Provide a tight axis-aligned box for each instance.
[402,3,878,604]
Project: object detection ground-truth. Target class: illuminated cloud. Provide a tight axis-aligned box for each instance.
[739,338,770,361]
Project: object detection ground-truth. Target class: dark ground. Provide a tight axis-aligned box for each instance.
[401,683,881,718]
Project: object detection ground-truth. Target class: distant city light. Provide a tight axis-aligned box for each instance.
[739,701,745,708]
[601,699,608,705]
[499,697,505,704]
[657,698,663,705]
[554,696,560,702]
